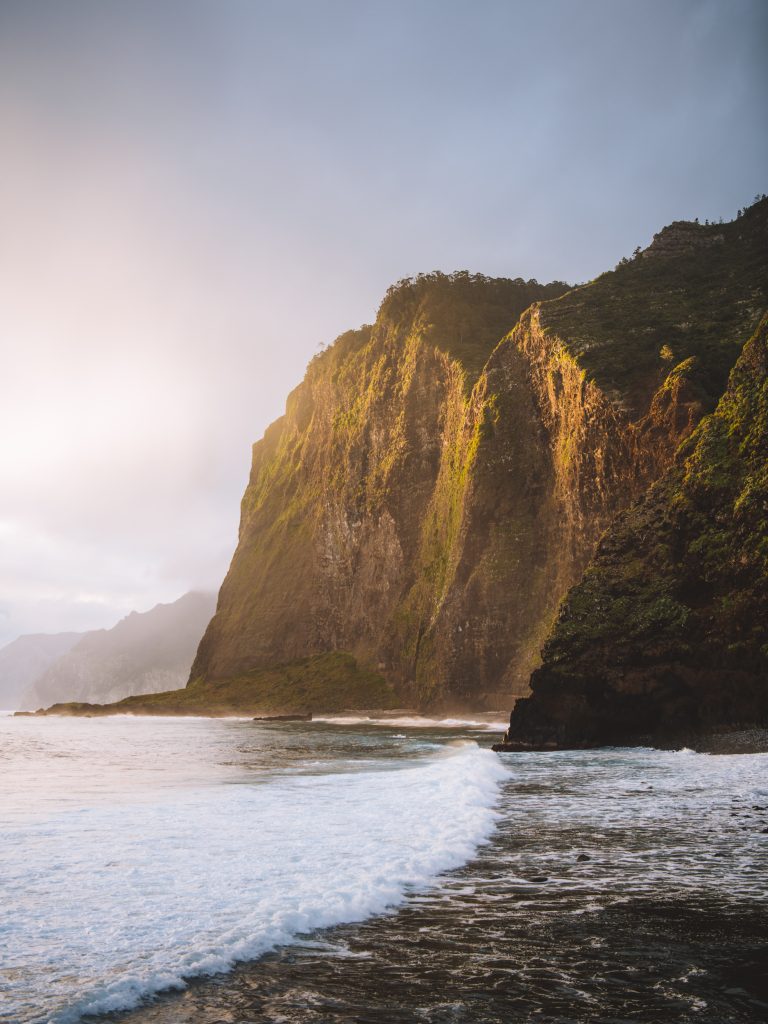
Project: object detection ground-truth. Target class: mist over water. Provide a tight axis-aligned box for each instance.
[1,714,766,1023]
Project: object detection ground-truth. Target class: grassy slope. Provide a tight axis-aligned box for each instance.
[34,652,398,717]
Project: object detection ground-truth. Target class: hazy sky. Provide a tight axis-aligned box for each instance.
[1,0,765,648]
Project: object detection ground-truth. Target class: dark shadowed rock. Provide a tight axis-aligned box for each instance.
[503,311,768,751]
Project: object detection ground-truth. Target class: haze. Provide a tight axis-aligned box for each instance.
[1,0,765,647]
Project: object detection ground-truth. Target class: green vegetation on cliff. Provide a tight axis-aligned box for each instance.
[378,271,569,384]
[506,314,768,747]
[190,272,572,705]
[540,197,768,413]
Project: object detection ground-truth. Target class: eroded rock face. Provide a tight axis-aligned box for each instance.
[191,200,768,713]
[387,307,646,707]
[503,315,768,749]
[191,275,574,705]
[642,221,725,261]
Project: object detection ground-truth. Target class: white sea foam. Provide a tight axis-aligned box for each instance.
[314,715,508,732]
[0,737,506,1024]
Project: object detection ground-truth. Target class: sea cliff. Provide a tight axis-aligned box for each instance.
[34,199,768,725]
[188,200,766,714]
[499,313,768,750]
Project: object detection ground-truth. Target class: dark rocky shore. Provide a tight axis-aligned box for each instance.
[493,727,768,755]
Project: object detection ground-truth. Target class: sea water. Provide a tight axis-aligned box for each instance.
[1,713,766,1023]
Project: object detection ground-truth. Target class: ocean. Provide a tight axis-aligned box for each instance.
[1,712,766,1023]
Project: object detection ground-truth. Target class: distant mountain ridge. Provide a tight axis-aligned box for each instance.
[0,633,82,710]
[19,592,215,710]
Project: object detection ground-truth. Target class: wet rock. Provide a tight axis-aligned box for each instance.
[502,308,768,752]
[252,714,313,722]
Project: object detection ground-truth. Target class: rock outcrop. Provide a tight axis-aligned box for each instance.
[501,313,768,749]
[189,274,576,709]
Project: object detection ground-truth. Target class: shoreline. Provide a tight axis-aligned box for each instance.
[493,727,768,756]
[13,707,768,754]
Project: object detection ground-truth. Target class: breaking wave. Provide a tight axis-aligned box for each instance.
[1,739,506,1023]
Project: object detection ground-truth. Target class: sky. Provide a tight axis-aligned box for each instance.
[0,0,766,648]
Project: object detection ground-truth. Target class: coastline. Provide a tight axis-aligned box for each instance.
[492,727,768,756]
[16,703,768,755]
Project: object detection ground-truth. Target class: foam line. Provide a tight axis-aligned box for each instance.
[2,743,506,1023]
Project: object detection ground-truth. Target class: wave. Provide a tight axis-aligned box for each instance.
[4,743,506,1023]
[313,715,508,732]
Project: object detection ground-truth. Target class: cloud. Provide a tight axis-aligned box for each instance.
[0,0,765,646]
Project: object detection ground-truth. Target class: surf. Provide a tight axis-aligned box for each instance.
[0,730,506,1023]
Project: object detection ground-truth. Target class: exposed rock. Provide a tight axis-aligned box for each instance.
[503,314,768,750]
[189,203,766,713]
[642,221,725,261]
[190,274,578,708]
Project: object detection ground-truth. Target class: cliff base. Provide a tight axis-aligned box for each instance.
[23,651,397,717]
[493,727,768,755]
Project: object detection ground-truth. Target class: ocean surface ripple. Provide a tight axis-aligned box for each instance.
[1,714,766,1023]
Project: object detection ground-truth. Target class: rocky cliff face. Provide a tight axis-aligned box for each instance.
[386,306,642,707]
[191,274,572,708]
[189,199,767,714]
[503,313,768,748]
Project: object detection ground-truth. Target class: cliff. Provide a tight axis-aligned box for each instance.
[501,313,768,749]
[37,198,767,720]
[189,273,572,709]
[23,592,216,709]
[186,199,766,714]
